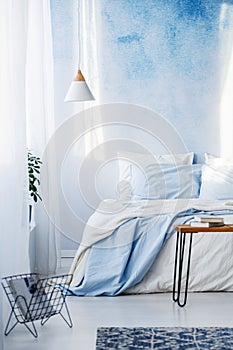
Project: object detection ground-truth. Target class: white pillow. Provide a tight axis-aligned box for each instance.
[205,153,233,166]
[199,164,233,200]
[118,151,194,179]
[117,152,194,199]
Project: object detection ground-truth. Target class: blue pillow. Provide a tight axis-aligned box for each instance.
[199,165,233,200]
[130,164,202,200]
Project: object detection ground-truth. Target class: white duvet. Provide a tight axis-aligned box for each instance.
[69,199,233,294]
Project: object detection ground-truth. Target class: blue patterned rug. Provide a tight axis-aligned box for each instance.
[96,327,233,349]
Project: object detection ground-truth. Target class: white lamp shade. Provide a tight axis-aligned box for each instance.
[64,81,95,102]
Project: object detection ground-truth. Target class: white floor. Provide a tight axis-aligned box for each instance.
[2,260,233,350]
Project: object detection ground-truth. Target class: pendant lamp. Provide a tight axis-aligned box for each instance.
[64,69,94,102]
[64,0,94,102]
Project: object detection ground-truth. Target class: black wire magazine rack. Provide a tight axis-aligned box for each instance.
[1,273,73,338]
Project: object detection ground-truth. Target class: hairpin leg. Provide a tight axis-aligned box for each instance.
[173,231,193,307]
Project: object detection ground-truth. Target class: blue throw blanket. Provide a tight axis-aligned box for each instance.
[67,199,233,296]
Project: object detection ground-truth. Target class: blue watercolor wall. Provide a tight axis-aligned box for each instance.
[97,0,233,159]
[51,0,233,159]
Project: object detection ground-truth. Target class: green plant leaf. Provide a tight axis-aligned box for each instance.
[28,150,42,203]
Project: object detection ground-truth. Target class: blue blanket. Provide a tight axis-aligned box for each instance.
[68,205,233,296]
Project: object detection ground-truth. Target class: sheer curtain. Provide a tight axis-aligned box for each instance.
[26,1,57,275]
[0,0,30,340]
[0,0,56,291]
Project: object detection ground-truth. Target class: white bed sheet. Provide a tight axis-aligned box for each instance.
[125,214,233,294]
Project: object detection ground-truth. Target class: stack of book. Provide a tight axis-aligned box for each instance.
[190,216,224,227]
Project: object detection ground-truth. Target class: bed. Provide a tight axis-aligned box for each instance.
[67,152,233,296]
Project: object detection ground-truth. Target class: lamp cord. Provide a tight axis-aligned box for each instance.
[77,0,81,68]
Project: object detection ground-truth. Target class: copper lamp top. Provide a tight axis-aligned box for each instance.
[74,69,85,81]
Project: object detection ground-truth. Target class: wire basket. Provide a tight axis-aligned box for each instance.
[1,273,73,338]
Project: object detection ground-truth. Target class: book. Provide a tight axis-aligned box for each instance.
[190,221,225,228]
[8,276,54,320]
[193,216,224,224]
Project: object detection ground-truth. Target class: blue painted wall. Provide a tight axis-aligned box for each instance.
[51,0,233,159]
[97,0,233,159]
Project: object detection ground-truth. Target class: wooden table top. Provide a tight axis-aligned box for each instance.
[174,224,233,233]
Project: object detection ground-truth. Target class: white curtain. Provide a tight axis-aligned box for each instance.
[0,0,30,340]
[26,0,57,275]
[0,1,29,276]
[0,0,56,289]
